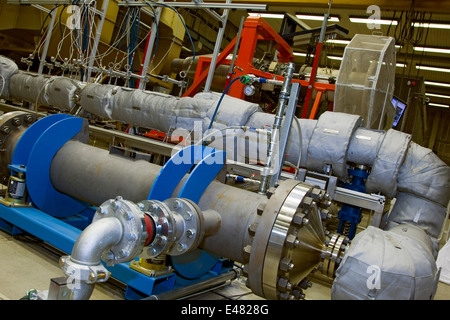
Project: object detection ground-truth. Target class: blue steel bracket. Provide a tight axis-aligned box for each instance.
[0,203,169,298]
[11,114,91,218]
[148,144,230,280]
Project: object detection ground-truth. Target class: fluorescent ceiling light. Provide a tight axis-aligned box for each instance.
[248,13,284,19]
[293,52,307,57]
[349,17,398,25]
[296,14,340,22]
[248,13,339,22]
[429,103,450,108]
[326,39,402,50]
[396,63,407,68]
[414,46,450,54]
[326,39,351,45]
[412,22,450,29]
[327,55,343,61]
[416,65,450,73]
[424,81,450,88]
[426,93,450,99]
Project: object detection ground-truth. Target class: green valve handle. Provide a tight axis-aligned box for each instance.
[240,75,251,84]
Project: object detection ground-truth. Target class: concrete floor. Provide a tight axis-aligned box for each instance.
[0,225,449,301]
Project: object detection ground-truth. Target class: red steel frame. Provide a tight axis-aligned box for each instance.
[182,16,335,119]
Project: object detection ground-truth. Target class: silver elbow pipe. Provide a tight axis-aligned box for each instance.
[71,217,123,266]
[61,217,124,300]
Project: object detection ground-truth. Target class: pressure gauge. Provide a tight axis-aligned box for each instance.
[244,84,255,96]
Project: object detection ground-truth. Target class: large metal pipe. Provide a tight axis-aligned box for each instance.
[49,140,267,263]
[50,141,162,205]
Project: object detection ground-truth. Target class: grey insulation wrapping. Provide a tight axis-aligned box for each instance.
[0,56,19,99]
[196,91,261,131]
[347,127,385,166]
[47,77,83,111]
[110,89,260,135]
[306,111,363,180]
[397,142,450,207]
[365,129,412,199]
[9,72,51,106]
[112,88,191,132]
[245,113,316,168]
[80,83,120,119]
[332,225,439,300]
[382,192,447,250]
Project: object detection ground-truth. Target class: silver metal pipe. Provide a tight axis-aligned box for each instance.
[71,283,95,301]
[49,139,267,263]
[258,62,296,194]
[85,0,110,82]
[117,1,267,10]
[71,217,123,265]
[50,140,163,205]
[37,5,57,74]
[204,0,231,92]
[145,269,238,300]
[67,216,123,300]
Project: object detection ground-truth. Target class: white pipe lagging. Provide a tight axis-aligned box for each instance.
[1,66,448,240]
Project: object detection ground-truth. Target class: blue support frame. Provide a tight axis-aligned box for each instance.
[0,115,233,299]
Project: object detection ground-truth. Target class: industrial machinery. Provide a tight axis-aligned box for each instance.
[0,1,448,301]
[0,51,449,300]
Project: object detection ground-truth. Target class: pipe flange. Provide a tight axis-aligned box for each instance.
[320,233,349,278]
[138,198,203,258]
[245,179,328,300]
[94,196,147,266]
[0,111,37,184]
[138,199,174,258]
[163,198,204,256]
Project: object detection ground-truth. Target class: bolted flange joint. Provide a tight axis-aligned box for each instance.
[138,198,220,259]
[93,196,148,266]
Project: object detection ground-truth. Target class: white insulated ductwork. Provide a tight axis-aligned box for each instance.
[1,55,449,300]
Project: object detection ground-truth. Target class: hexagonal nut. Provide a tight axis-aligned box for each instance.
[24,115,35,124]
[320,209,330,219]
[12,118,22,127]
[285,234,298,249]
[298,278,312,289]
[292,213,305,227]
[301,196,314,209]
[277,277,292,292]
[310,188,322,201]
[279,257,293,272]
[292,288,305,300]
[278,291,294,300]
